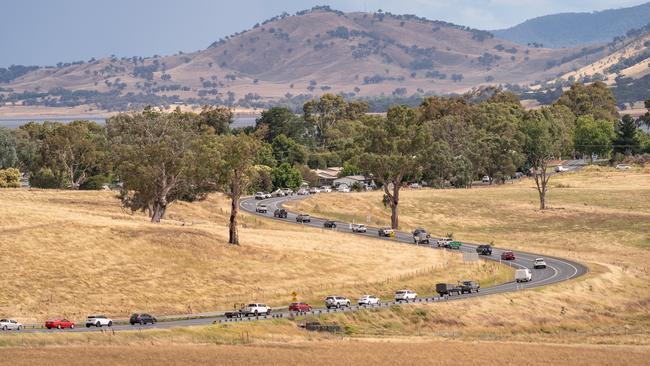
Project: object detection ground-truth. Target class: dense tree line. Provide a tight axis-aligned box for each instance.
[1,85,649,237]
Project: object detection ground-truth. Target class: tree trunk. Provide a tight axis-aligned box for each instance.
[533,160,549,210]
[390,182,400,230]
[229,194,240,245]
[151,201,167,223]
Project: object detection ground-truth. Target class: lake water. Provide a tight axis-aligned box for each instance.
[0,116,258,129]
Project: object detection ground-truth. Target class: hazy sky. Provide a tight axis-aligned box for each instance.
[1,0,647,67]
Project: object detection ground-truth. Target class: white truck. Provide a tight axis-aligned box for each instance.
[515,268,532,282]
[351,223,367,233]
[242,303,271,316]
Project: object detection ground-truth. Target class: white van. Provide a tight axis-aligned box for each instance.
[515,268,532,283]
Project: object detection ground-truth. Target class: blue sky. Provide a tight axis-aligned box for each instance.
[0,0,646,67]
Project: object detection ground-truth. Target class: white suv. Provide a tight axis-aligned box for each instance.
[395,290,417,302]
[351,224,367,233]
[243,303,271,316]
[325,296,351,309]
[358,295,380,306]
[85,315,113,328]
[0,319,22,331]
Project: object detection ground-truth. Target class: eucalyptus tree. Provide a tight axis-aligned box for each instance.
[521,106,574,210]
[107,108,212,223]
[356,105,432,229]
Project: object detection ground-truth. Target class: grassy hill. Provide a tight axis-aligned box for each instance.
[0,7,611,111]
[0,189,507,323]
[493,2,650,48]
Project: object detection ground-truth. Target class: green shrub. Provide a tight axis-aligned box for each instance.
[80,175,109,190]
[29,168,60,188]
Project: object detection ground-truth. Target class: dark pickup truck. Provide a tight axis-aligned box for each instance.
[458,280,480,294]
[273,209,288,218]
[476,244,492,255]
[436,283,462,296]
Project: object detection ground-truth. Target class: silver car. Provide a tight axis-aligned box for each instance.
[0,319,22,331]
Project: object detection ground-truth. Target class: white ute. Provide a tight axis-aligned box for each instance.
[351,223,367,233]
[243,303,271,316]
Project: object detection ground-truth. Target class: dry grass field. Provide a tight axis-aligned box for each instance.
[3,340,649,366]
[0,189,508,323]
[287,167,650,344]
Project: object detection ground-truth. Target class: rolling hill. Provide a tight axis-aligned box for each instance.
[0,7,612,111]
[493,2,650,48]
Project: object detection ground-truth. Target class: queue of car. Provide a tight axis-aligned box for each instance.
[4,248,548,330]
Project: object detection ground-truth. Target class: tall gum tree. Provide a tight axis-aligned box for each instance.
[215,133,262,245]
[521,106,574,210]
[357,105,432,229]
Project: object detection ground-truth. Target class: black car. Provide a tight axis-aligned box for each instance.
[324,220,337,228]
[273,209,288,218]
[476,244,492,256]
[130,313,157,325]
[458,280,480,294]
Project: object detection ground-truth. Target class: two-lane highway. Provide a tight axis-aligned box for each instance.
[15,193,586,334]
[241,195,587,295]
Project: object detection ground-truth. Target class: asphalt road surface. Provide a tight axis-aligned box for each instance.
[14,194,587,334]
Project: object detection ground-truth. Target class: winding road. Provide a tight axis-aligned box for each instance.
[15,194,587,334]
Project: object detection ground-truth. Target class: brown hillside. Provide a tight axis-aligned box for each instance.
[3,8,612,104]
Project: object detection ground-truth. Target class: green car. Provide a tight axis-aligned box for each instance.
[448,241,462,249]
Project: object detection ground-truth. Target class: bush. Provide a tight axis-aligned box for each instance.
[29,168,60,188]
[0,168,21,188]
[79,175,109,190]
[351,181,364,192]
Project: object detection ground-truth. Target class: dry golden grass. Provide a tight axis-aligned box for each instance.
[287,167,650,344]
[3,340,649,366]
[0,189,507,323]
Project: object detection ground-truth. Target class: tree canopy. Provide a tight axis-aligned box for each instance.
[107,109,211,222]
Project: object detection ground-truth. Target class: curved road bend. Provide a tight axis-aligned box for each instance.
[17,195,587,334]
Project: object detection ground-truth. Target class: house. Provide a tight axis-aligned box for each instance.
[314,167,342,186]
[333,175,373,189]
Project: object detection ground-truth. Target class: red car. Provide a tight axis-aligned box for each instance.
[501,251,516,260]
[45,318,75,329]
[288,302,312,312]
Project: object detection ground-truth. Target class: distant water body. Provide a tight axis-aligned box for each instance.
[0,116,258,129]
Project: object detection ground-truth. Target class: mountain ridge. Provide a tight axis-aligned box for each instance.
[0,6,641,111]
[493,2,650,48]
